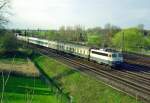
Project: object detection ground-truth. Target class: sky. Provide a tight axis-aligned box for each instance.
[7,0,150,30]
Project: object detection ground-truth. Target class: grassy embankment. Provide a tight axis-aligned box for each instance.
[0,51,67,103]
[32,54,144,103]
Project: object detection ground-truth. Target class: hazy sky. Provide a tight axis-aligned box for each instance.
[8,0,150,29]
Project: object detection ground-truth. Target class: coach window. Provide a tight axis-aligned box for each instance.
[70,48,72,51]
[75,48,77,53]
[83,50,85,54]
[112,54,117,58]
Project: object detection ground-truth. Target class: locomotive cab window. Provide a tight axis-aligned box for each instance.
[92,51,108,56]
[118,53,122,57]
[112,54,117,58]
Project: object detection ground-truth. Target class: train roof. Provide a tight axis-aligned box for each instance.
[28,36,90,49]
[29,37,49,42]
[58,41,90,49]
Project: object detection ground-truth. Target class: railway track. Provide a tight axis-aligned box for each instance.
[27,44,150,103]
[70,55,150,86]
[123,53,150,68]
[110,70,150,88]
[74,56,150,87]
[124,71,150,80]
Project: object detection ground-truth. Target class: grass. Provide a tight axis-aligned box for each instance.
[32,54,144,103]
[0,75,65,103]
[0,51,68,103]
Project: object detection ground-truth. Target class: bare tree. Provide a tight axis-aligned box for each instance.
[0,1,10,103]
[103,23,121,48]
[74,25,84,42]
[0,0,9,28]
[1,55,15,103]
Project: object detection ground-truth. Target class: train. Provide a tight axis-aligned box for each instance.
[16,34,123,67]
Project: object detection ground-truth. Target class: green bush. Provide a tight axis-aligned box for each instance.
[112,28,148,52]
[0,31,18,52]
[87,33,102,47]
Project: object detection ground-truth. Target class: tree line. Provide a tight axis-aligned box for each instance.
[17,24,150,53]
